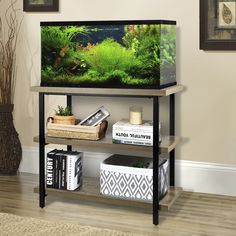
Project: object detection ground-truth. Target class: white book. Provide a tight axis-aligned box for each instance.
[112,119,161,144]
[66,152,83,191]
[113,119,153,133]
[113,138,152,146]
[113,130,153,144]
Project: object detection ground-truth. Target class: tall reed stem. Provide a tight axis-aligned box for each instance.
[0,0,20,105]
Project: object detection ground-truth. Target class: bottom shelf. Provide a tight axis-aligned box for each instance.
[34,177,182,211]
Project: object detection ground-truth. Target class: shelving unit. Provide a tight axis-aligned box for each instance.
[31,84,184,225]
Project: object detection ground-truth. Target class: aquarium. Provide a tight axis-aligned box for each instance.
[40,20,176,89]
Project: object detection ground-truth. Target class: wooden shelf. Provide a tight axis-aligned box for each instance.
[33,135,180,157]
[159,186,182,211]
[34,177,182,211]
[30,85,184,97]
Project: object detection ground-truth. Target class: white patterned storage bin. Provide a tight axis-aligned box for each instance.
[100,155,169,201]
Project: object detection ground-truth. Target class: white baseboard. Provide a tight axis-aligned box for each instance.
[20,146,236,197]
[175,160,236,196]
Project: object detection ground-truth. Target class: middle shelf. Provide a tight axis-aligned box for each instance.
[34,134,180,157]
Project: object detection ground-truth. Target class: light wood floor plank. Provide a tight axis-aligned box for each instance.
[1,173,236,236]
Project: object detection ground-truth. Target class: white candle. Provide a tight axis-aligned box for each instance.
[129,106,143,125]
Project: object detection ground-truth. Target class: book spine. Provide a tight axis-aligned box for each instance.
[74,157,82,190]
[112,130,153,143]
[113,127,152,133]
[112,124,153,133]
[60,155,67,190]
[77,158,82,188]
[112,139,152,146]
[67,153,83,191]
[67,155,73,191]
[54,152,61,189]
[46,152,55,188]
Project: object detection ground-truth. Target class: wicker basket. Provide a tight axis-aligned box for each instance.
[47,120,108,140]
[53,115,76,125]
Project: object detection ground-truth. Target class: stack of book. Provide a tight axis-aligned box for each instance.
[46,149,83,191]
[112,119,161,146]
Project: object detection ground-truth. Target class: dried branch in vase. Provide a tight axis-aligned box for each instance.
[0,0,22,105]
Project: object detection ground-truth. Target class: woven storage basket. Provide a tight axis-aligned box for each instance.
[47,120,108,140]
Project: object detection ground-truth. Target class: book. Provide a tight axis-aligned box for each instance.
[113,119,153,132]
[46,149,57,188]
[53,150,62,189]
[112,119,161,146]
[112,139,152,146]
[66,151,83,191]
[46,149,83,191]
[60,151,67,190]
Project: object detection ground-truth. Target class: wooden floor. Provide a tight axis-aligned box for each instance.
[1,173,236,236]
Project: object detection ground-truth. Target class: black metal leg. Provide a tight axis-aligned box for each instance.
[169,94,175,186]
[39,93,46,208]
[67,95,72,152]
[67,95,72,108]
[153,97,160,225]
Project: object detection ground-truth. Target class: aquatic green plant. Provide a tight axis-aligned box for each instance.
[104,70,128,81]
[123,24,161,52]
[41,26,90,76]
[160,25,176,67]
[82,39,137,76]
[122,25,140,52]
[132,35,161,79]
[86,69,101,78]
[121,76,154,85]
[41,66,57,81]
[122,25,162,80]
[60,49,88,75]
[127,59,153,79]
[41,26,88,52]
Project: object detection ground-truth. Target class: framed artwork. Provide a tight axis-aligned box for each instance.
[23,0,59,12]
[200,0,236,50]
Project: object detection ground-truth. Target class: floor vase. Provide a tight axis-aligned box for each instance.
[0,105,22,175]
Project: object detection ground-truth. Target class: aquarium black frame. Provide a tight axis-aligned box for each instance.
[40,20,177,89]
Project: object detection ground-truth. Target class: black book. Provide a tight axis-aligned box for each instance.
[54,150,62,189]
[60,151,67,190]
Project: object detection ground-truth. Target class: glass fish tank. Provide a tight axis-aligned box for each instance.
[40,20,176,89]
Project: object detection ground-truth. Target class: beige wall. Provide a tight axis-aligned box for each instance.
[2,0,236,165]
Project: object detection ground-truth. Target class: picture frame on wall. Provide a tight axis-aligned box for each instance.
[200,0,236,50]
[23,0,59,12]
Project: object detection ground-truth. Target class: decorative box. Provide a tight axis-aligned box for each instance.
[47,120,108,140]
[100,154,169,201]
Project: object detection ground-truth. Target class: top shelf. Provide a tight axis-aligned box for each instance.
[30,85,184,97]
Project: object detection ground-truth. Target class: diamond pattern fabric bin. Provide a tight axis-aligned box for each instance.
[100,154,169,201]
